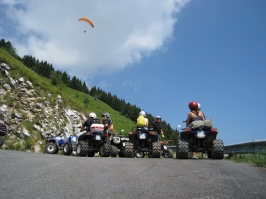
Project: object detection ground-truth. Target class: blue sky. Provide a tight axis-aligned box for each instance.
[1,0,265,145]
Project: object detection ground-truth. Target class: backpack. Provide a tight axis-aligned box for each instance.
[137,115,146,127]
[190,119,213,129]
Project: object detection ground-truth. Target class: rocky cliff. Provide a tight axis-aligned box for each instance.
[0,62,87,151]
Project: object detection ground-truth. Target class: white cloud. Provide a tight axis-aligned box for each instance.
[1,0,190,77]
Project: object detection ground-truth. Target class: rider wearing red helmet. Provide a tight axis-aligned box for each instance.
[186,101,205,127]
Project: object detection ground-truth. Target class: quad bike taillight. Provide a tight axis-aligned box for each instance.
[211,128,218,132]
[87,132,92,136]
[184,128,192,132]
[131,131,137,135]
[149,131,156,135]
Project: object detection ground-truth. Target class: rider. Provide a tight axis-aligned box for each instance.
[186,101,205,127]
[186,101,205,159]
[102,112,113,134]
[153,115,165,142]
[138,110,149,127]
[80,112,98,132]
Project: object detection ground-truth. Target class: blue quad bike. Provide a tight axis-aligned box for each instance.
[176,121,224,159]
[45,133,78,155]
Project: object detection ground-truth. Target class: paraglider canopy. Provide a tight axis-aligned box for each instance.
[78,17,94,28]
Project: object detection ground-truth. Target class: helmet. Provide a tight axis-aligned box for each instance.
[139,110,146,117]
[188,101,198,110]
[197,103,201,110]
[102,112,110,118]
[155,115,161,120]
[89,112,96,119]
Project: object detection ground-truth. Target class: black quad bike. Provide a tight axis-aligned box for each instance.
[76,122,112,157]
[124,127,161,158]
[176,122,224,159]
[0,121,8,147]
[110,135,129,157]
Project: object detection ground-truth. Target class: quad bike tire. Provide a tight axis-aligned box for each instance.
[45,142,58,154]
[76,141,89,157]
[111,145,118,157]
[0,137,4,147]
[152,142,161,158]
[135,152,144,158]
[125,142,134,158]
[163,149,174,158]
[99,143,111,157]
[63,142,72,156]
[212,139,224,159]
[176,139,189,159]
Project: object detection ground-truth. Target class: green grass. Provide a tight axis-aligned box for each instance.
[227,152,266,168]
[0,48,136,136]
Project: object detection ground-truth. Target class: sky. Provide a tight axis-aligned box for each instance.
[0,0,266,145]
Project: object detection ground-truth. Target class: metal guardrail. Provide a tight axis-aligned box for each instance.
[167,139,266,155]
[223,139,266,155]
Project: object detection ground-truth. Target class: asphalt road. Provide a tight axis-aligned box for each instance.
[0,150,265,199]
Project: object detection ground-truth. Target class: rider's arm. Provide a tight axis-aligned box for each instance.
[186,113,191,127]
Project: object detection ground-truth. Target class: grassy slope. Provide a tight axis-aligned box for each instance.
[0,48,136,135]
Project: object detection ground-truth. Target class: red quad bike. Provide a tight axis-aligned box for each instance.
[176,121,224,159]
[124,127,161,158]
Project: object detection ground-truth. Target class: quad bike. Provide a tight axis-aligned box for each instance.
[0,120,8,147]
[125,127,161,158]
[45,133,67,154]
[160,140,174,158]
[110,135,129,157]
[62,135,79,156]
[76,123,112,157]
[176,121,224,159]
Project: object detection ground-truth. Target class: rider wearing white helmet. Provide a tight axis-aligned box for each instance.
[80,112,98,132]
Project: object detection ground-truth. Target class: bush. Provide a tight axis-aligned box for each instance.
[25,138,36,150]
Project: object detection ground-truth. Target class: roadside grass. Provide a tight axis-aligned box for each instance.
[226,152,266,168]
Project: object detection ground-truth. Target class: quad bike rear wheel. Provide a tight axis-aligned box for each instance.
[152,142,161,158]
[0,137,4,147]
[63,142,72,156]
[176,140,189,159]
[45,142,58,154]
[163,149,173,158]
[135,152,144,158]
[111,145,118,157]
[212,139,224,159]
[125,142,134,158]
[99,143,111,157]
[76,141,89,157]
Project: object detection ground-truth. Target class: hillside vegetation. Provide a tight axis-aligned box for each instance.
[0,40,179,148]
[0,48,136,135]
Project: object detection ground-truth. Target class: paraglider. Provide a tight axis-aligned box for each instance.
[78,17,94,28]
